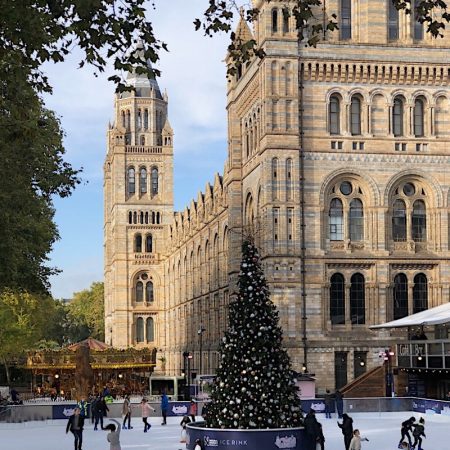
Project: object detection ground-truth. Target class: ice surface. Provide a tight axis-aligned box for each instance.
[0,412,449,449]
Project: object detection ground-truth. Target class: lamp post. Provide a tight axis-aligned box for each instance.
[198,325,206,376]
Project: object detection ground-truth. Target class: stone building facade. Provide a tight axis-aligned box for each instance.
[104,0,450,391]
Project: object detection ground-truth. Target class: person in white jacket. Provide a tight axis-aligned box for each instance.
[349,429,369,450]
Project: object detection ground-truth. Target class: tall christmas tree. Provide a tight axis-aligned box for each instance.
[207,239,303,429]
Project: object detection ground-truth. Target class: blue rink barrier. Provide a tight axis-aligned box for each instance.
[412,398,450,416]
[186,422,304,450]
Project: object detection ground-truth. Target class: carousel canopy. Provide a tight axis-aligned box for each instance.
[370,302,450,329]
[67,337,111,352]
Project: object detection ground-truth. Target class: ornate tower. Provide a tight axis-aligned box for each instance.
[104,44,174,349]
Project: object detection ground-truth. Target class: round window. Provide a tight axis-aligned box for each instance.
[140,273,148,280]
[340,182,353,195]
[403,183,415,196]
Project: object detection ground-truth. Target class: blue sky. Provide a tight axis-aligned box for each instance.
[45,1,232,298]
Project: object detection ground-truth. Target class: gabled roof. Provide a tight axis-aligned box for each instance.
[235,14,254,43]
[370,302,450,329]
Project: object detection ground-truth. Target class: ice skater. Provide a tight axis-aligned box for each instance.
[122,395,133,430]
[349,429,369,450]
[140,398,155,432]
[412,417,426,450]
[189,399,198,422]
[104,418,121,450]
[66,406,84,450]
[398,417,415,448]
[180,415,191,443]
[338,413,354,450]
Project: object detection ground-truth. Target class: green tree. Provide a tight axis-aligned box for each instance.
[67,282,105,342]
[207,240,302,429]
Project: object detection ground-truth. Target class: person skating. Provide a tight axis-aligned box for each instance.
[324,389,333,418]
[160,391,169,425]
[338,413,354,450]
[349,429,369,450]
[104,418,121,450]
[303,409,320,450]
[122,395,133,430]
[189,399,198,422]
[335,389,344,418]
[93,395,109,430]
[412,417,426,450]
[66,406,84,450]
[180,415,191,443]
[316,422,325,450]
[140,398,155,432]
[77,397,88,419]
[398,417,416,448]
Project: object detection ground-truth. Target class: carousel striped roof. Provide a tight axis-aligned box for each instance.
[67,337,111,352]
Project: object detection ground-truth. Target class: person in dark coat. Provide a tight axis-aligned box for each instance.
[324,389,333,418]
[303,409,320,450]
[398,417,415,448]
[66,407,84,450]
[412,417,426,450]
[338,413,354,450]
[93,395,109,430]
[335,389,344,418]
[317,422,325,450]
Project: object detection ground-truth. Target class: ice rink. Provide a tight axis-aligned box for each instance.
[0,412,449,449]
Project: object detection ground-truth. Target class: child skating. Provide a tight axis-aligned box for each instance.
[104,418,121,450]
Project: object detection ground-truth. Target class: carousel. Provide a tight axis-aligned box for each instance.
[25,338,156,400]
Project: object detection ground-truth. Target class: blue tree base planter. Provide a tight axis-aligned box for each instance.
[186,422,305,450]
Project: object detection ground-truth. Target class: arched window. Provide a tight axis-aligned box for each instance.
[146,281,154,303]
[350,96,361,135]
[393,97,404,137]
[146,317,154,342]
[392,199,407,241]
[121,111,126,128]
[140,211,144,224]
[414,98,425,137]
[140,168,147,194]
[283,9,289,33]
[413,273,428,313]
[340,0,352,39]
[127,167,135,195]
[136,318,144,343]
[146,234,153,253]
[329,198,344,241]
[157,212,161,224]
[388,1,399,40]
[137,110,142,129]
[393,273,408,319]
[286,158,293,200]
[133,211,137,224]
[144,109,149,129]
[350,273,365,324]
[272,9,278,33]
[329,95,341,135]
[151,167,158,195]
[135,234,142,253]
[349,199,364,241]
[144,212,149,224]
[414,8,424,40]
[330,273,345,324]
[272,158,278,200]
[126,110,131,130]
[128,211,132,224]
[412,200,426,242]
[136,281,144,302]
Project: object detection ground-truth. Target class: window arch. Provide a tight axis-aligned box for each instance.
[392,199,407,241]
[127,167,135,195]
[388,1,399,40]
[135,234,142,253]
[136,317,144,343]
[340,0,352,39]
[414,97,425,137]
[412,200,426,242]
[272,158,278,200]
[140,168,147,194]
[146,317,154,342]
[350,273,365,324]
[286,158,293,200]
[146,281,154,303]
[349,199,364,241]
[146,234,153,253]
[282,9,289,33]
[393,96,404,137]
[350,96,361,135]
[413,273,428,313]
[144,109,149,129]
[393,273,408,319]
[330,273,345,325]
[329,95,341,135]
[136,281,144,302]
[151,167,158,195]
[272,9,278,33]
[329,198,344,241]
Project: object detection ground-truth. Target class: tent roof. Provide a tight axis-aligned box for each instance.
[370,302,450,329]
[67,337,111,352]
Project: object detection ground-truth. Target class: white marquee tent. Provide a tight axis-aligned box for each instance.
[370,302,450,329]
